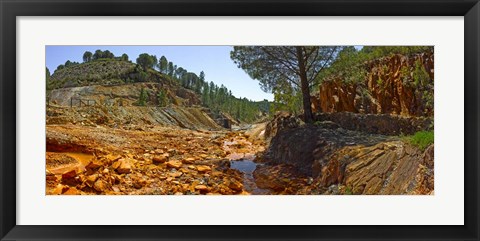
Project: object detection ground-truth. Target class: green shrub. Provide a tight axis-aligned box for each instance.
[405,130,434,150]
[157,89,169,107]
[344,186,353,195]
[137,87,148,106]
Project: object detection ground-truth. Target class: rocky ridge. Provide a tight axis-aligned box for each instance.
[255,113,434,195]
[311,52,434,117]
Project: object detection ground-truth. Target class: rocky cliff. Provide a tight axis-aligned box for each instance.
[47,82,226,130]
[312,52,434,117]
[49,82,200,107]
[258,113,434,195]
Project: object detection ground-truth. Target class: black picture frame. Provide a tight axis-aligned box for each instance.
[1,0,479,240]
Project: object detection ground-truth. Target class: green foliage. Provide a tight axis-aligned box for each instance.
[360,46,432,60]
[377,77,383,86]
[92,49,115,60]
[56,64,65,71]
[317,46,367,85]
[344,186,353,195]
[412,60,430,88]
[167,62,174,77]
[317,46,433,88]
[46,67,51,81]
[136,53,158,71]
[270,80,303,115]
[231,46,340,123]
[121,53,129,61]
[83,51,93,62]
[137,87,148,106]
[400,59,434,111]
[64,60,79,67]
[159,56,168,74]
[404,131,434,150]
[157,89,169,107]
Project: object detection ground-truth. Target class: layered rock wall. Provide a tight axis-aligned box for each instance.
[315,112,432,135]
[313,52,434,117]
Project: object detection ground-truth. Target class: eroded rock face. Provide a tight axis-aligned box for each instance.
[264,125,390,176]
[264,112,300,144]
[261,117,434,194]
[314,112,432,135]
[312,52,434,117]
[333,142,434,195]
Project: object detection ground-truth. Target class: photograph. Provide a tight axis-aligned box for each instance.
[45,45,434,195]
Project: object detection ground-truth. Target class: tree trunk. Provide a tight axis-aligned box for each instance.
[296,47,314,123]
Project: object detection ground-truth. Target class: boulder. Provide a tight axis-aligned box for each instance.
[62,170,77,179]
[112,158,132,174]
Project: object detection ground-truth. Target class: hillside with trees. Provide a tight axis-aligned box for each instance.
[47,49,270,123]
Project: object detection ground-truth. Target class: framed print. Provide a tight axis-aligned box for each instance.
[1,0,479,240]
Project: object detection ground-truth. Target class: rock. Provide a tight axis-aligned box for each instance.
[46,173,57,182]
[93,180,108,192]
[183,157,196,164]
[169,171,183,178]
[166,160,183,169]
[253,165,298,192]
[264,112,300,143]
[85,161,102,171]
[85,174,99,187]
[113,158,132,174]
[196,165,211,172]
[332,141,433,194]
[104,154,122,164]
[227,178,243,191]
[152,154,168,163]
[314,121,340,129]
[63,187,80,195]
[167,149,177,156]
[423,144,434,169]
[194,185,208,191]
[62,170,77,179]
[312,52,434,117]
[314,112,432,136]
[265,125,388,176]
[133,181,143,189]
[112,186,120,193]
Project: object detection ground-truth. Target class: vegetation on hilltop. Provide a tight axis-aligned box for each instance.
[47,49,271,123]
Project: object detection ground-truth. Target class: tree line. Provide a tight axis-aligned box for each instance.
[49,49,269,123]
[132,52,268,122]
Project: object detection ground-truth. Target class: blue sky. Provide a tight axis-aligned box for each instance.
[46,46,274,101]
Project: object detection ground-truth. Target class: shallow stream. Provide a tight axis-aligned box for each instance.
[230,159,271,195]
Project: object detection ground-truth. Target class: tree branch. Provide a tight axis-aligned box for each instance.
[308,47,338,84]
[261,47,301,76]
